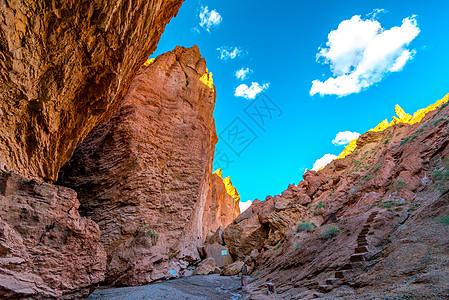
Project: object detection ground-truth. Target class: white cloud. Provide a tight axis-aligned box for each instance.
[217,47,243,60]
[235,67,253,80]
[199,6,222,32]
[367,8,387,19]
[312,154,337,171]
[235,82,270,99]
[310,12,420,97]
[389,49,416,72]
[332,131,361,145]
[239,200,252,213]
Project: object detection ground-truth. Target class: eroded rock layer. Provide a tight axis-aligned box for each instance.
[223,95,449,299]
[58,46,220,285]
[0,171,106,299]
[0,0,184,182]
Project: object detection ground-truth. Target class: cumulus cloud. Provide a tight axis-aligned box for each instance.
[217,47,243,60]
[389,49,415,72]
[239,200,252,213]
[235,82,270,99]
[235,67,253,80]
[332,131,361,145]
[312,154,337,171]
[310,12,420,97]
[199,6,222,32]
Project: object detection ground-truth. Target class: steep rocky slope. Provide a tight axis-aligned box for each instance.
[0,0,184,182]
[0,171,106,298]
[223,95,449,299]
[58,46,239,286]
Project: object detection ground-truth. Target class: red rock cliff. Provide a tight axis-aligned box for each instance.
[203,169,240,238]
[58,46,221,285]
[0,171,106,298]
[0,0,184,182]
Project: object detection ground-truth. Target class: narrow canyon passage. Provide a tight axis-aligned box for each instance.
[1,1,448,299]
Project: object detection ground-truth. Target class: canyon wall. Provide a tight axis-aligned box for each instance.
[203,169,240,238]
[0,0,184,182]
[58,46,231,286]
[222,95,449,298]
[0,171,106,298]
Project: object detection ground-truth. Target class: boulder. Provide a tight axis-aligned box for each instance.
[194,258,217,276]
[223,212,269,260]
[223,194,306,259]
[221,261,244,276]
[182,266,195,277]
[204,243,234,267]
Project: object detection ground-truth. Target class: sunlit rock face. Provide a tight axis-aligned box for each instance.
[202,169,240,238]
[0,0,184,182]
[0,171,106,299]
[223,95,449,298]
[337,94,449,159]
[58,46,221,285]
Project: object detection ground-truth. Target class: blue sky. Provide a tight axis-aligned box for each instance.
[152,0,449,209]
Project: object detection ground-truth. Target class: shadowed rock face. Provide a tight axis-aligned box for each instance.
[223,96,449,298]
[0,0,184,182]
[58,46,222,285]
[0,171,106,299]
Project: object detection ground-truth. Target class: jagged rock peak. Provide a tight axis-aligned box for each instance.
[213,168,240,202]
[338,93,449,159]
